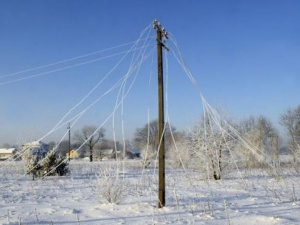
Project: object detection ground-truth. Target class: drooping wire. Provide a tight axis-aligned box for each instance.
[50,24,153,132]
[1,24,154,169]
[0,45,152,87]
[0,36,155,80]
[111,26,154,175]
[38,45,155,180]
[169,33,282,179]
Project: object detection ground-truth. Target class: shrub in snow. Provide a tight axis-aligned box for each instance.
[26,155,42,180]
[26,151,69,180]
[41,150,69,176]
[98,169,129,204]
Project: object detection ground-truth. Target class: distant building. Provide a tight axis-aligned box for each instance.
[0,148,17,161]
[21,141,50,160]
[125,148,141,159]
[66,149,79,159]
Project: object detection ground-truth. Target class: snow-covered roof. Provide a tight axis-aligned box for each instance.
[0,148,16,154]
[22,141,49,147]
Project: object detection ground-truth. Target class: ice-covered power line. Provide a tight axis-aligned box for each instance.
[1,22,289,212]
[50,25,154,133]
[0,36,155,80]
[167,32,282,176]
[112,26,153,174]
[1,24,155,170]
[39,47,154,180]
[0,45,153,86]
[24,31,155,180]
[18,49,154,180]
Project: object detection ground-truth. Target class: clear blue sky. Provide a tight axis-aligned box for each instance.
[0,0,299,146]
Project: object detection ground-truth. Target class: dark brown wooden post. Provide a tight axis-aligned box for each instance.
[153,20,168,208]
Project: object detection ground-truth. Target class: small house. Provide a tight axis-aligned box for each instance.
[0,148,17,161]
[66,149,79,159]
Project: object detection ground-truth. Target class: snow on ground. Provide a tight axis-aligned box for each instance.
[1,160,300,224]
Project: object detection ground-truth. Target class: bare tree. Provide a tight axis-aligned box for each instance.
[238,115,279,168]
[256,116,279,167]
[280,105,300,163]
[94,143,107,161]
[133,120,177,166]
[73,126,105,162]
[134,120,158,152]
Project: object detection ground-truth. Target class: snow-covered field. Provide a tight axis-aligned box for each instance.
[1,160,300,225]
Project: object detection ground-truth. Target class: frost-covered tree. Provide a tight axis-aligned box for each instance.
[133,120,177,167]
[239,116,279,168]
[188,115,237,180]
[280,105,300,163]
[73,125,105,162]
[167,132,190,168]
[133,120,159,157]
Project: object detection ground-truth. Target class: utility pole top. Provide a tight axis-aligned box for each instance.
[153,20,169,39]
[153,20,169,51]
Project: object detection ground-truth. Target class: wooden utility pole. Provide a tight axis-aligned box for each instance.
[68,122,71,161]
[153,20,168,208]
